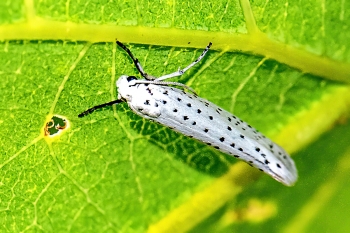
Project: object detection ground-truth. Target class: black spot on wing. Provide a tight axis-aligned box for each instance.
[146,87,153,95]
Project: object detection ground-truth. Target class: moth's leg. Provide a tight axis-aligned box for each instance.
[133,80,197,95]
[156,42,212,81]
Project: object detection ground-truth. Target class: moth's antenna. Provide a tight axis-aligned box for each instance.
[156,42,212,81]
[116,41,151,80]
[78,99,123,118]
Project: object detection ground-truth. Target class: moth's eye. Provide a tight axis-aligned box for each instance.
[127,76,137,82]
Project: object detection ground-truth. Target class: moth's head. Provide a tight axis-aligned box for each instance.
[116,75,138,100]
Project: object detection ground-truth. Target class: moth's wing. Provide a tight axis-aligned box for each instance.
[129,84,297,186]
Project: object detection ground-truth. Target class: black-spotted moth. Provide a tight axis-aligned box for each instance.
[79,41,298,186]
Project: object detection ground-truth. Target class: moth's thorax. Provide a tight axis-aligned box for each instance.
[117,76,165,118]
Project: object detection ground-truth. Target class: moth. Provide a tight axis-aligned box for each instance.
[79,41,298,186]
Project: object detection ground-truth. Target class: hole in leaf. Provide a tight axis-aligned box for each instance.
[44,115,69,137]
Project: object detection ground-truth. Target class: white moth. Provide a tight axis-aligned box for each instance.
[79,41,298,186]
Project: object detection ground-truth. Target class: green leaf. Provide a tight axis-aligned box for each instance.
[1,0,350,232]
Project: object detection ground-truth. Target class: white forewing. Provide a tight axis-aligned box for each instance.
[118,78,298,186]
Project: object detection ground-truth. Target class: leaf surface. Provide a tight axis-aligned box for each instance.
[0,0,350,232]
